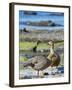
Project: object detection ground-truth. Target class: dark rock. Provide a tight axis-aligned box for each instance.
[49,13,64,16]
[23,28,29,32]
[24,11,37,15]
[25,20,61,27]
[44,72,49,75]
[24,76,32,79]
[61,70,64,73]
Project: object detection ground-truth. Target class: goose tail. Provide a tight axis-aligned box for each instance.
[20,60,32,67]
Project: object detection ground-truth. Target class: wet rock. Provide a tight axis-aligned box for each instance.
[44,72,49,75]
[24,76,32,79]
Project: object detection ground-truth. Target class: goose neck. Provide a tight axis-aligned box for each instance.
[50,45,54,54]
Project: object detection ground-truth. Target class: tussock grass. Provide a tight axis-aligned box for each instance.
[19,41,64,50]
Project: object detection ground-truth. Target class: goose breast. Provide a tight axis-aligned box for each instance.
[50,53,60,67]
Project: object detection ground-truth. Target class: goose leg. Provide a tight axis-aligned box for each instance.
[51,67,56,75]
[51,67,54,75]
[37,70,39,77]
[55,66,59,74]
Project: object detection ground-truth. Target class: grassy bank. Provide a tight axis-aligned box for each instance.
[19,41,64,50]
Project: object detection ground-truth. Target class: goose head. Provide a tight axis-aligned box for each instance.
[37,40,41,45]
[33,40,41,52]
[48,40,54,47]
[48,40,54,46]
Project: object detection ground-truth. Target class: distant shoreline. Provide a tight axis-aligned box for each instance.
[20,27,64,31]
[19,29,64,42]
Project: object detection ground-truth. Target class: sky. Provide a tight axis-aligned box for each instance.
[19,10,64,30]
[19,10,64,22]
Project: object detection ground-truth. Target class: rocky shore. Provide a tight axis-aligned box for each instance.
[20,20,63,27]
[20,29,64,42]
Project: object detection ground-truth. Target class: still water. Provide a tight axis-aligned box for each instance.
[19,11,64,30]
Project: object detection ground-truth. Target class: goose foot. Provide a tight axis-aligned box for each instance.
[37,70,40,78]
[51,72,56,75]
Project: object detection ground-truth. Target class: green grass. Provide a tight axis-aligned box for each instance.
[19,41,64,50]
[20,56,28,62]
[19,56,28,69]
[37,43,49,49]
[20,42,36,50]
[54,41,64,48]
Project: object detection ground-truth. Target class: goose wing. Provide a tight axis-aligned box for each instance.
[51,53,60,66]
[31,56,51,70]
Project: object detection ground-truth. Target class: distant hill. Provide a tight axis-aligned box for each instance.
[19,20,63,27]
